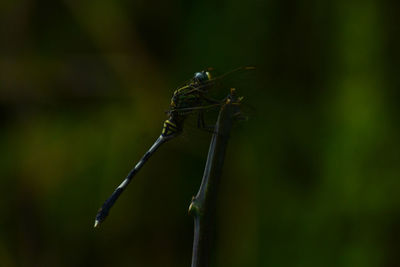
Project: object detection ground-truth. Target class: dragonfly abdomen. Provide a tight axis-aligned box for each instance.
[162,118,182,137]
[94,134,170,227]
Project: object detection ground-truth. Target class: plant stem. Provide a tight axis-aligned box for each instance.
[189,89,241,267]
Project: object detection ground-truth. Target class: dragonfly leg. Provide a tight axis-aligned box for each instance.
[197,111,216,133]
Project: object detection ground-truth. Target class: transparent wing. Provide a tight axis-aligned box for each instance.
[175,66,255,95]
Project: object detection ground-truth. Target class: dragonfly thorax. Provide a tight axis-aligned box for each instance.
[170,85,201,111]
[170,70,212,112]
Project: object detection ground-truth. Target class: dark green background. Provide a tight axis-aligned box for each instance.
[1,0,399,266]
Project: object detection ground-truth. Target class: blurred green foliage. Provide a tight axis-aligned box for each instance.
[1,0,399,266]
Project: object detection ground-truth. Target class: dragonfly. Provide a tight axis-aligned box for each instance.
[94,66,255,228]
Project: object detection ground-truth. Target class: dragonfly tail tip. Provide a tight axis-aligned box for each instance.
[94,220,100,228]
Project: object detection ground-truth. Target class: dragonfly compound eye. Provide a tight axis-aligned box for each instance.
[193,71,210,83]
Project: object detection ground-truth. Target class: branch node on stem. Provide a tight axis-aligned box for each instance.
[188,197,203,217]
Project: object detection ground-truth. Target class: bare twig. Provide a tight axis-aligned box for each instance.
[188,89,241,267]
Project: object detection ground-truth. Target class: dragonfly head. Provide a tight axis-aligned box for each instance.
[193,70,211,84]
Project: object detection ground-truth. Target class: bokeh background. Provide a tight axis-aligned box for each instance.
[1,0,399,266]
